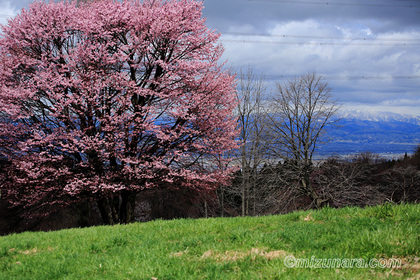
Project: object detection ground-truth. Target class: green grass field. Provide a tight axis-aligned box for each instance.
[0,203,419,279]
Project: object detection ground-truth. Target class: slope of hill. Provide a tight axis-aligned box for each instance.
[318,110,420,159]
[0,203,419,279]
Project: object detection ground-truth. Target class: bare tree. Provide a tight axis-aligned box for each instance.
[383,165,420,203]
[267,73,339,208]
[314,156,386,207]
[223,68,269,216]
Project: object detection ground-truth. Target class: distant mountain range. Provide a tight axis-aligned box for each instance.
[317,110,420,159]
[339,110,420,126]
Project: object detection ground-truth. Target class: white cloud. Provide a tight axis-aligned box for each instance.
[219,18,420,115]
[0,1,17,26]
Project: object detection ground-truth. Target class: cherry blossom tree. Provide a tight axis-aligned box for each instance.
[0,0,238,224]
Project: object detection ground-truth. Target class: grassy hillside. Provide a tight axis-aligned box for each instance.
[1,203,419,279]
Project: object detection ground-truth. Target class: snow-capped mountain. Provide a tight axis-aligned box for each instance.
[318,110,420,159]
[338,109,420,125]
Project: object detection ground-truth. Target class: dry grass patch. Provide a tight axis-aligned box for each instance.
[396,256,420,278]
[200,248,288,262]
[8,246,54,255]
[170,247,289,262]
[376,256,420,279]
[169,248,189,257]
[303,213,315,222]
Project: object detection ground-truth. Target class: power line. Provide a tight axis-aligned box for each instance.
[311,75,420,80]
[243,74,420,81]
[222,32,420,43]
[221,39,420,47]
[230,69,420,81]
[247,0,420,8]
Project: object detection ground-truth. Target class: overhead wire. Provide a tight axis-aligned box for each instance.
[221,32,420,42]
[219,31,420,47]
[265,75,420,80]
[231,71,420,81]
[220,38,420,47]
[247,0,420,9]
[0,15,14,19]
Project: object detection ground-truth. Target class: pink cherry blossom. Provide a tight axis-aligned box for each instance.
[0,0,238,224]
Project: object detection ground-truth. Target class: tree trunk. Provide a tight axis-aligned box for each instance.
[241,171,246,216]
[220,187,224,217]
[76,200,91,227]
[301,177,328,209]
[97,197,115,225]
[204,200,208,218]
[111,195,120,223]
[120,191,136,224]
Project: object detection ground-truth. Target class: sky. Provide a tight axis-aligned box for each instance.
[1,0,419,115]
[202,0,420,116]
